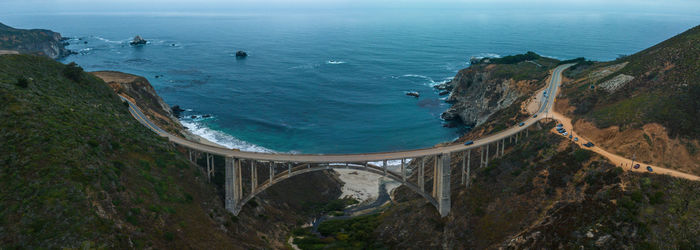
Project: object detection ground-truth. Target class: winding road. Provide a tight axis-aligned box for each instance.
[121,62,699,181]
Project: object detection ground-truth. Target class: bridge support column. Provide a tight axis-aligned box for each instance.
[288,163,292,175]
[432,156,438,197]
[515,132,519,144]
[188,150,193,162]
[251,161,257,192]
[461,151,466,185]
[419,158,425,192]
[466,151,471,188]
[435,153,451,217]
[206,153,214,182]
[501,139,505,156]
[401,159,406,181]
[269,162,274,184]
[485,144,490,167]
[383,160,387,176]
[495,140,500,158]
[526,128,529,137]
[225,157,242,215]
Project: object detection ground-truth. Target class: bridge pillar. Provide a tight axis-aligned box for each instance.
[466,151,471,188]
[501,139,505,156]
[435,153,451,217]
[432,156,438,197]
[419,158,425,192]
[251,161,257,191]
[288,163,292,175]
[495,140,500,158]
[225,157,242,215]
[401,159,406,181]
[269,162,274,184]
[485,144,490,167]
[526,128,529,137]
[383,160,387,176]
[461,151,466,185]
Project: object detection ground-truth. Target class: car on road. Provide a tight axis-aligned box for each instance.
[568,135,572,139]
[646,166,653,172]
[583,142,594,147]
[634,164,640,169]
[464,140,474,146]
[519,122,525,126]
[533,114,538,118]
[556,124,563,128]
[562,132,568,136]
[574,137,578,142]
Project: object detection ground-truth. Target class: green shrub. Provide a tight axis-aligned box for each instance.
[62,62,83,82]
[15,77,28,88]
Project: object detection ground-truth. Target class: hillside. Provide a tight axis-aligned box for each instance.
[0,22,73,59]
[0,54,343,248]
[558,24,700,174]
[439,52,559,127]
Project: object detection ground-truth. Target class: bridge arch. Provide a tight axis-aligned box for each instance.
[223,158,448,216]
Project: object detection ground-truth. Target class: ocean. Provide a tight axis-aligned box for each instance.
[2,10,698,153]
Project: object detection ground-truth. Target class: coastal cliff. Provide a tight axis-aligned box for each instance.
[0,22,72,59]
[439,54,559,127]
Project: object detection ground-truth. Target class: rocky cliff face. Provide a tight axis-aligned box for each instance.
[92,71,186,136]
[0,22,72,59]
[439,62,550,127]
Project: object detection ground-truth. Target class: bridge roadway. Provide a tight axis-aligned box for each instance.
[121,63,575,163]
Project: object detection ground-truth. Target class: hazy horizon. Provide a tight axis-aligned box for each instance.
[2,0,700,16]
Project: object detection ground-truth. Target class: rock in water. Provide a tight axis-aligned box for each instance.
[130,35,147,46]
[235,50,248,58]
[171,105,185,118]
[406,91,420,98]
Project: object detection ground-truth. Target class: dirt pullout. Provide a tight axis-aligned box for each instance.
[573,119,700,175]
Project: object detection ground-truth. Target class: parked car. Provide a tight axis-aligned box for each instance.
[533,114,538,118]
[464,140,474,146]
[556,124,563,128]
[646,166,653,172]
[583,142,594,147]
[562,132,568,136]
[574,137,578,142]
[634,164,640,169]
[519,122,525,126]
[568,135,573,139]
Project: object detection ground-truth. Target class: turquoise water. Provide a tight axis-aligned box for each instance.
[2,10,698,153]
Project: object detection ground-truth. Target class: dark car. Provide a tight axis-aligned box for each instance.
[568,135,573,139]
[519,122,525,126]
[556,124,563,127]
[533,114,538,118]
[464,140,474,146]
[634,164,640,169]
[646,166,653,172]
[583,142,595,147]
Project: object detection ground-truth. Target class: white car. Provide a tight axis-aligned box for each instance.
[562,132,568,136]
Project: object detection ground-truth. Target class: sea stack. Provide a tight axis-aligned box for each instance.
[130,35,147,46]
[235,50,248,58]
[406,91,420,98]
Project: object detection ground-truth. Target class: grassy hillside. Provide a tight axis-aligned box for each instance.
[0,54,341,248]
[562,25,700,138]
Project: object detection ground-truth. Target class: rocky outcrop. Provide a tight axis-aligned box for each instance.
[130,35,147,45]
[599,74,634,92]
[440,65,533,126]
[235,50,247,58]
[406,91,420,98]
[91,71,186,136]
[0,22,73,59]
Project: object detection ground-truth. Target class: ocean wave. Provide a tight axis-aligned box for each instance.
[401,74,453,87]
[180,120,275,153]
[326,60,346,65]
[93,36,125,44]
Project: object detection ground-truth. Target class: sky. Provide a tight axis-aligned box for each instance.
[2,0,700,15]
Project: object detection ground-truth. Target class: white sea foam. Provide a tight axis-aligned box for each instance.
[326,60,346,65]
[402,74,453,87]
[94,36,124,44]
[180,120,275,153]
[472,53,502,59]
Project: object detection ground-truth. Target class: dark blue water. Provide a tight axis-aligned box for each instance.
[2,10,698,153]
